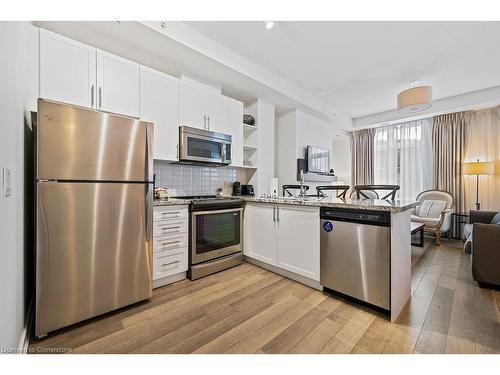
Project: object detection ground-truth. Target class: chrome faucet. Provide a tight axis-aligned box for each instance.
[299,170,306,198]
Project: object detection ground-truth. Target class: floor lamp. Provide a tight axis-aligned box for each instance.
[463,159,494,210]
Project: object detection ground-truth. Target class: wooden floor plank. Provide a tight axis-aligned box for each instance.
[29,240,500,354]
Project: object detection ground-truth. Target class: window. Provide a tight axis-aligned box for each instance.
[374,119,432,200]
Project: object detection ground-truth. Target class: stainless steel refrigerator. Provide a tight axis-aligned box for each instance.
[35,99,154,337]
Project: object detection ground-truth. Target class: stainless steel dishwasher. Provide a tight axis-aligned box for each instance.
[320,208,391,310]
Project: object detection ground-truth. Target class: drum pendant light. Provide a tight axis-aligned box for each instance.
[397,83,432,114]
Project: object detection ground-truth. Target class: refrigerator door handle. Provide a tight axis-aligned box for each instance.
[146,123,154,182]
[145,183,153,256]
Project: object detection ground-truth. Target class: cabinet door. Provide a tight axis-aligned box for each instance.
[96,50,140,117]
[140,66,179,161]
[244,204,277,265]
[179,83,205,129]
[223,97,244,167]
[204,92,225,132]
[40,29,96,108]
[277,206,320,280]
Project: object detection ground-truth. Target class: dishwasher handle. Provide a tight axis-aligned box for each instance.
[320,208,390,227]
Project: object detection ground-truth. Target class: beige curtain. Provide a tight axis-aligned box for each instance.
[432,111,472,213]
[465,108,500,211]
[350,128,375,187]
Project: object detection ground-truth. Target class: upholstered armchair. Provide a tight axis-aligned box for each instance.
[411,190,454,245]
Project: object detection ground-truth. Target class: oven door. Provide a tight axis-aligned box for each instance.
[191,208,243,264]
[180,132,226,164]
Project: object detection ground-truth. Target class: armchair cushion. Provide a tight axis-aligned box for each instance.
[416,199,447,218]
[410,215,439,228]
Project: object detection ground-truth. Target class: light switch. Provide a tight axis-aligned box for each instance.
[3,168,12,197]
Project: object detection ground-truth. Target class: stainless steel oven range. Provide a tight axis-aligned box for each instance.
[176,196,244,280]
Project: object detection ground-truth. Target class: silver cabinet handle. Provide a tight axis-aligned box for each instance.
[276,206,280,223]
[207,116,210,130]
[98,86,102,108]
[161,240,181,246]
[91,85,95,107]
[161,260,180,267]
[161,211,180,216]
[161,226,180,231]
[273,205,276,222]
[203,115,207,129]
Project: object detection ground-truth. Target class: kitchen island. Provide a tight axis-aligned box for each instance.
[241,196,419,322]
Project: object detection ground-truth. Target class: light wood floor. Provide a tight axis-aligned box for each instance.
[30,240,500,354]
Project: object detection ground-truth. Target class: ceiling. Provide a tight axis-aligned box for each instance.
[185,21,500,118]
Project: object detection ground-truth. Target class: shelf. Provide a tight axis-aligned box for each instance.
[243,144,258,151]
[243,123,257,132]
[237,164,258,169]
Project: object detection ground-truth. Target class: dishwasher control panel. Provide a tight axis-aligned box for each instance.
[320,208,390,227]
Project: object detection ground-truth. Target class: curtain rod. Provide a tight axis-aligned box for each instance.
[349,102,500,133]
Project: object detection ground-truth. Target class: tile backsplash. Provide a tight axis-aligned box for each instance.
[154,161,248,197]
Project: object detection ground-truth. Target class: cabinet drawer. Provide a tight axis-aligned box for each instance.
[153,233,187,253]
[153,220,187,237]
[153,206,188,222]
[153,248,188,280]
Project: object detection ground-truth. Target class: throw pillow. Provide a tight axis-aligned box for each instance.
[490,212,500,225]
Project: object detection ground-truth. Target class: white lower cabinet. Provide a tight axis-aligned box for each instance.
[243,203,277,264]
[276,206,320,280]
[153,205,189,287]
[244,203,320,281]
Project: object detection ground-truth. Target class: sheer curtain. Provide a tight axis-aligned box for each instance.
[465,108,500,210]
[374,118,432,200]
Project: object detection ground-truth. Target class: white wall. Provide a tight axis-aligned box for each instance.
[0,21,31,351]
[276,109,349,194]
[331,137,351,187]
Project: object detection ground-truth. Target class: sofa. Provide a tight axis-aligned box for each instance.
[464,210,500,288]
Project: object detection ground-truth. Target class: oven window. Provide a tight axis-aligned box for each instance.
[195,211,241,254]
[187,137,222,160]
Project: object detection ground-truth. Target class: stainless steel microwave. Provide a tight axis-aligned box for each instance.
[178,126,232,166]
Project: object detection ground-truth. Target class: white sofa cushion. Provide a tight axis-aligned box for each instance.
[417,199,447,218]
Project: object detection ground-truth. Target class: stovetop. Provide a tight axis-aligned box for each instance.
[174,195,244,210]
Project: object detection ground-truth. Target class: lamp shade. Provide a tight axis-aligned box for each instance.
[397,86,432,114]
[463,161,494,175]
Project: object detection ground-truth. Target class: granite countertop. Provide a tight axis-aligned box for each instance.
[153,198,191,207]
[240,196,420,212]
[153,195,420,212]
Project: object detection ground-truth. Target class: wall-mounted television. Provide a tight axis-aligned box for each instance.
[306,145,330,174]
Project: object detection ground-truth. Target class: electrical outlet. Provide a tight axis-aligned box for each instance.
[3,168,12,197]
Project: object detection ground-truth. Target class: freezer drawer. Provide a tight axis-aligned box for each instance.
[36,181,153,336]
[320,219,390,310]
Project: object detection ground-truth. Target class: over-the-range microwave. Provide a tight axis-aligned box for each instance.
[178,125,232,166]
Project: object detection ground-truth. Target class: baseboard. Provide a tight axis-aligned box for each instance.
[244,256,323,291]
[153,272,186,289]
[18,296,34,354]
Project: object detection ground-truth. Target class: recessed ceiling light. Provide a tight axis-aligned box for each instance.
[264,21,274,30]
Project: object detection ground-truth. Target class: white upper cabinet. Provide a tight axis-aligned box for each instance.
[140,66,179,161]
[179,82,206,129]
[96,50,140,117]
[179,79,226,132]
[276,206,320,281]
[40,29,96,108]
[224,97,244,167]
[204,92,225,132]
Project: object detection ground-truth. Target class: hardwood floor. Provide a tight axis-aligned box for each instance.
[29,240,500,354]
